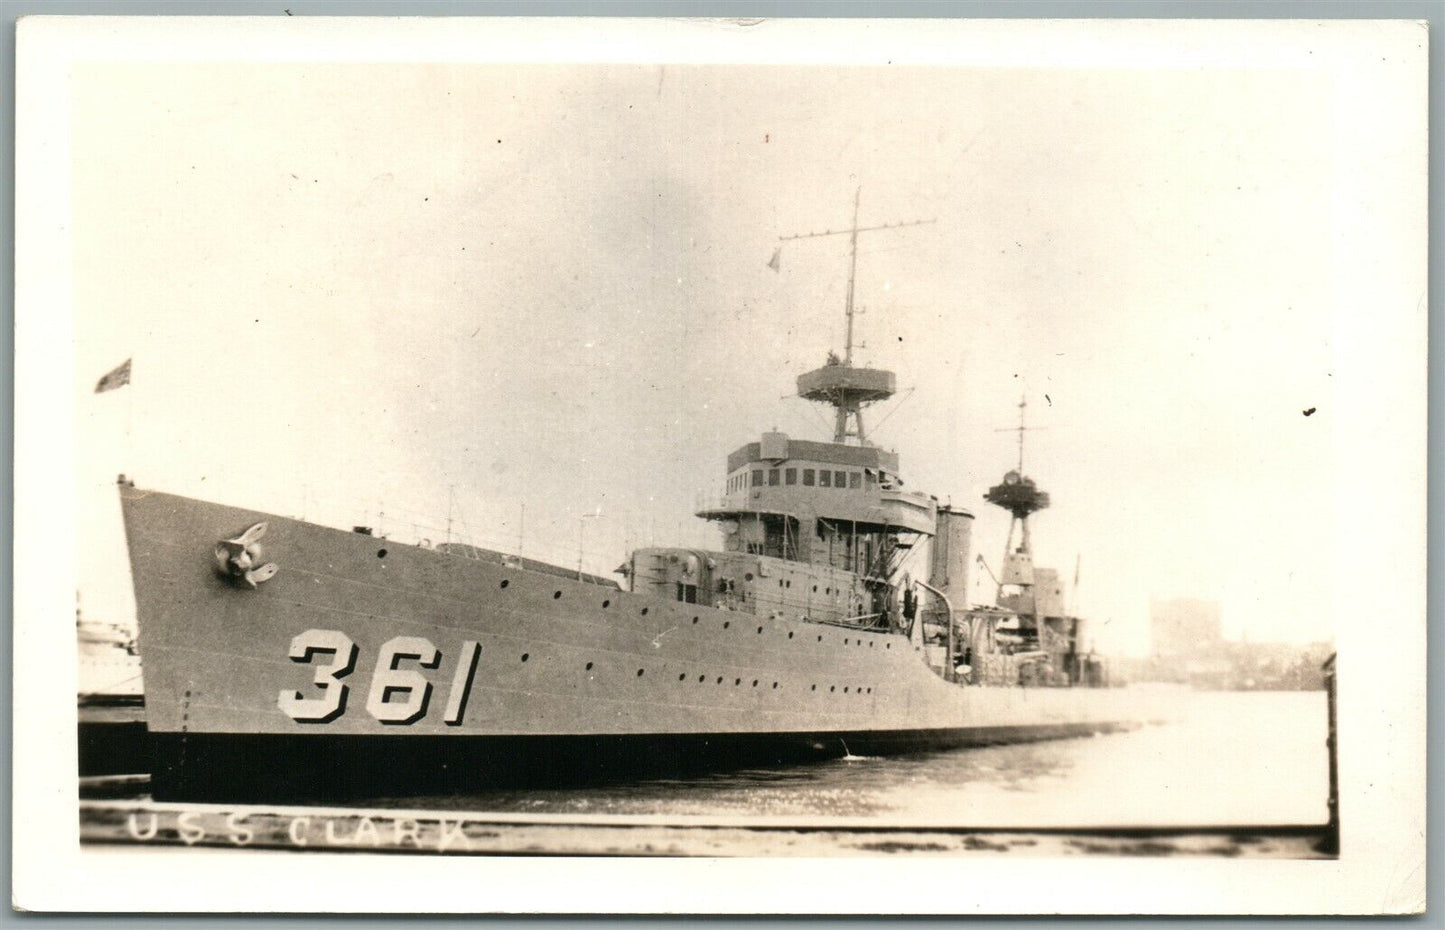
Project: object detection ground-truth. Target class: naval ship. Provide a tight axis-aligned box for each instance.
[118,216,1139,803]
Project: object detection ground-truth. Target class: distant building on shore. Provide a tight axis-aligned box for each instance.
[1118,596,1331,690]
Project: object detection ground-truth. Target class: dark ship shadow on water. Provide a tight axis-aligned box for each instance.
[146,724,1122,806]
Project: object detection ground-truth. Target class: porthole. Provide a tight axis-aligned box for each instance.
[692,617,699,624]
[734,678,741,686]
[843,687,849,693]
[637,669,645,677]
[787,632,794,639]
[602,599,610,608]
[811,684,817,691]
[716,676,723,684]
[812,585,818,593]
[772,682,779,689]
[829,685,836,692]
[585,662,593,671]
[641,607,649,616]
[756,626,763,634]
[499,579,510,589]
[869,641,874,647]
[752,679,759,687]
[867,687,873,694]
[377,548,388,559]
[745,572,754,581]
[723,621,730,629]
[521,653,530,662]
[817,635,823,642]
[553,591,562,599]
[886,643,892,650]
[778,579,785,588]
[698,675,706,683]
[679,673,686,681]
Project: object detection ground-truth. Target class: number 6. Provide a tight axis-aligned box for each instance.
[366,636,441,725]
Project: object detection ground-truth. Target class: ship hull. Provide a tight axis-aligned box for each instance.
[150,723,1121,803]
[120,486,1146,802]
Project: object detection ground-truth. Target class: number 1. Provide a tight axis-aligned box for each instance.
[444,641,482,726]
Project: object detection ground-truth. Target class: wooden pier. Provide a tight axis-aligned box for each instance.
[79,781,1333,858]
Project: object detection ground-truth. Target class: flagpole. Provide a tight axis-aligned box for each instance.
[94,357,135,481]
[125,362,134,479]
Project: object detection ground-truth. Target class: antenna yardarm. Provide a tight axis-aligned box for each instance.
[782,188,934,444]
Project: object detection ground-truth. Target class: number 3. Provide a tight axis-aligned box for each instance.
[278,629,358,723]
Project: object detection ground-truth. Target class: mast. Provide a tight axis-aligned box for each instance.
[844,186,860,365]
[984,395,1051,605]
[783,189,934,445]
[999,396,1039,471]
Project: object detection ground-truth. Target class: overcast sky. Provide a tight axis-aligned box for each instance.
[74,59,1345,655]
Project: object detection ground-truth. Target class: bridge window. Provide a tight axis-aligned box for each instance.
[752,470,764,487]
[834,470,846,488]
[768,468,780,486]
[849,472,861,489]
[819,470,832,488]
[785,468,796,485]
[803,469,815,486]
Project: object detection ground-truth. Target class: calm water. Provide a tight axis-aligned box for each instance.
[378,689,1330,829]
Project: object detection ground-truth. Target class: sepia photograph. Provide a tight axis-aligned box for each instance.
[13,14,1427,914]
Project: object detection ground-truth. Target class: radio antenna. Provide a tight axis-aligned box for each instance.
[778,186,934,364]
[780,188,934,444]
[993,395,1048,472]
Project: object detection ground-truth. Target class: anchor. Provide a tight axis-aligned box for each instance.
[214,522,279,588]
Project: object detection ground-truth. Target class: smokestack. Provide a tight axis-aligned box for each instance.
[928,506,975,609]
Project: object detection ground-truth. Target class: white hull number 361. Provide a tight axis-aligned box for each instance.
[277,629,482,726]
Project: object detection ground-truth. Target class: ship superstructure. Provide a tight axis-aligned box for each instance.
[658,357,934,633]
[633,191,953,662]
[967,398,1108,687]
